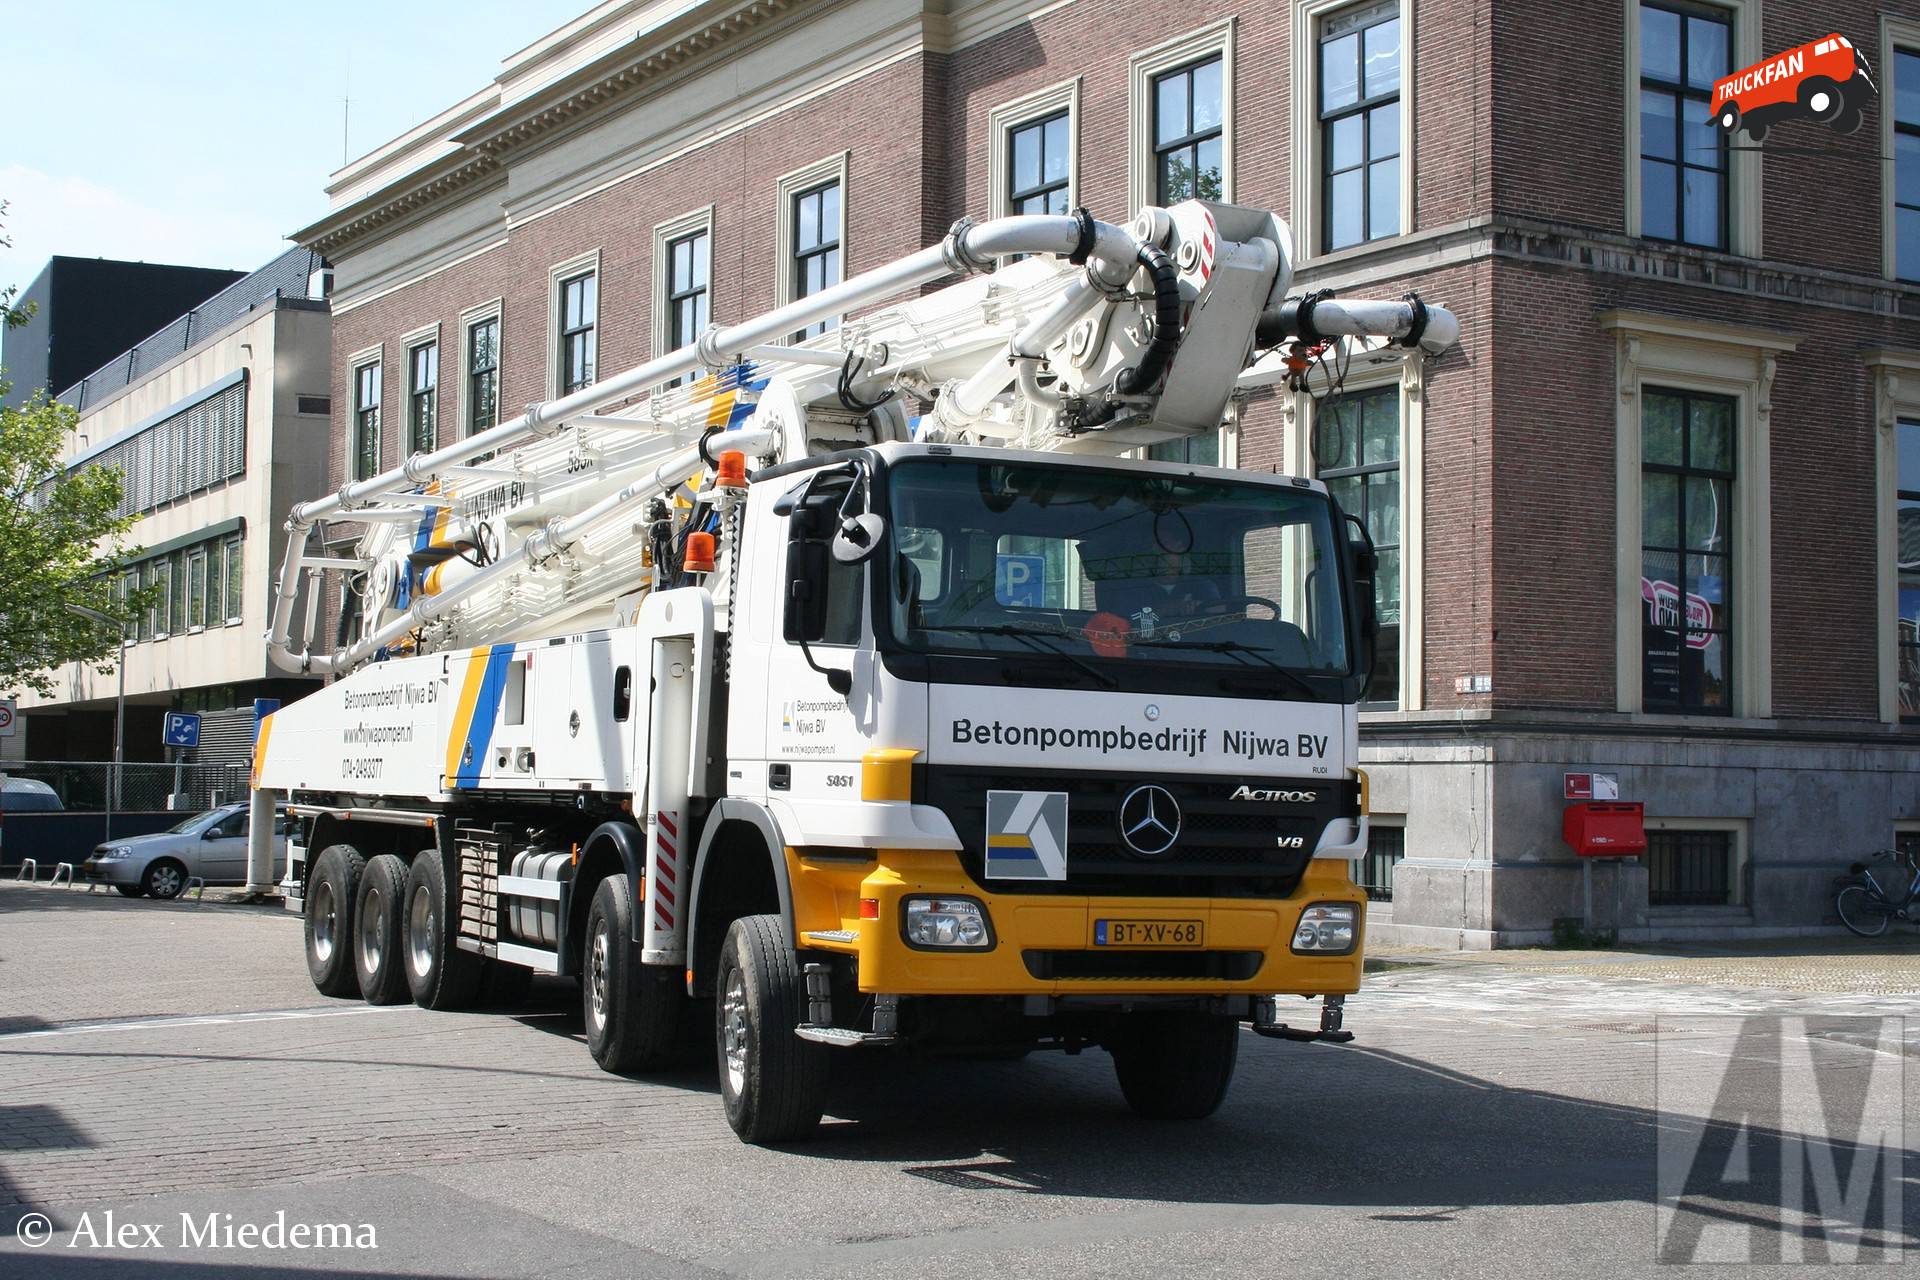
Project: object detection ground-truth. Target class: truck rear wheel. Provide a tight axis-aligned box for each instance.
[305,844,365,997]
[404,848,482,1010]
[353,853,412,1005]
[716,914,827,1144]
[1110,1012,1240,1120]
[583,874,683,1073]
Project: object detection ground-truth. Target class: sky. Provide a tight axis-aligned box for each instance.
[0,0,589,294]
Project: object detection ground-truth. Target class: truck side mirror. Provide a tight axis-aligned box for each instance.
[1341,511,1379,694]
[783,534,828,644]
[832,512,887,565]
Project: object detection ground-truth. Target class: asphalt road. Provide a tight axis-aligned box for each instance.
[0,882,1915,1278]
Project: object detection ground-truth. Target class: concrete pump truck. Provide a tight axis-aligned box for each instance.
[250,198,1459,1142]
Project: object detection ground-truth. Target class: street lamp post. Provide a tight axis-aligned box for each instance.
[66,604,127,842]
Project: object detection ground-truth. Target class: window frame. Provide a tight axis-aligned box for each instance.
[1606,311,1793,720]
[1635,0,1732,251]
[1150,55,1227,206]
[652,205,715,382]
[1881,18,1920,280]
[545,250,601,400]
[1315,0,1405,253]
[348,348,382,483]
[1865,349,1920,723]
[1286,350,1428,712]
[987,79,1081,221]
[1290,0,1410,267]
[1623,0,1761,255]
[776,152,849,334]
[1638,385,1737,715]
[790,181,843,341]
[1316,383,1405,711]
[459,300,502,439]
[185,546,208,633]
[1642,816,1749,909]
[403,326,439,456]
[1129,20,1236,215]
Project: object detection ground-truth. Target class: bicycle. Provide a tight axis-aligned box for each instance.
[1834,847,1920,937]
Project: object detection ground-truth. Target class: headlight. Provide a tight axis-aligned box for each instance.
[1291,903,1358,954]
[97,847,132,861]
[902,896,993,950]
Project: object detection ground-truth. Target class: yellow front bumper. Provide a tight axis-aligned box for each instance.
[788,848,1364,997]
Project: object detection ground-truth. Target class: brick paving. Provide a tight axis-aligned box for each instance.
[1,888,1915,1276]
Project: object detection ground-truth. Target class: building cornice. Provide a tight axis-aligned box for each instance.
[296,0,793,256]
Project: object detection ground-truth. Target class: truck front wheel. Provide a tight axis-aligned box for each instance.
[305,844,365,997]
[716,915,827,1144]
[1110,1012,1240,1120]
[582,874,684,1073]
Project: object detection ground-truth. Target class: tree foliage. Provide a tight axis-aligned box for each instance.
[2,199,29,331]
[0,385,150,697]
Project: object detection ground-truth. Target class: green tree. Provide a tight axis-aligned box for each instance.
[0,383,150,697]
[2,199,29,331]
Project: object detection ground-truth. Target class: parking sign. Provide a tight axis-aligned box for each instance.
[995,554,1047,608]
[162,711,201,748]
[0,698,14,737]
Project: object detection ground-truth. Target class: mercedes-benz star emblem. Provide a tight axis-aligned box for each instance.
[1118,784,1181,857]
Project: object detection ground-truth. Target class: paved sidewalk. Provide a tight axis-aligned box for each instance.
[1367,934,1920,995]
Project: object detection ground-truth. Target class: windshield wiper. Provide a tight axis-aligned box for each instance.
[922,624,1118,689]
[1132,637,1323,701]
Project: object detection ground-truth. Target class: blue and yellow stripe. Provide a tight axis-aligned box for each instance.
[443,643,515,789]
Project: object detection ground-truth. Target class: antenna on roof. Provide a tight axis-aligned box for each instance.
[342,51,351,167]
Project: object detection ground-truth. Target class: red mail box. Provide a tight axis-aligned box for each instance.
[1562,801,1646,858]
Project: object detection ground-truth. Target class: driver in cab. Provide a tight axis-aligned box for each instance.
[1097,546,1227,641]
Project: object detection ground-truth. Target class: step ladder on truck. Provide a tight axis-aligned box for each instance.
[249,199,1460,1142]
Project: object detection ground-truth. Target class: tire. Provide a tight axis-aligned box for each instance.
[353,854,412,1005]
[1110,1012,1241,1121]
[1798,76,1843,124]
[716,914,828,1143]
[583,875,684,1073]
[1716,103,1740,135]
[142,859,187,901]
[1832,103,1865,136]
[1746,119,1769,145]
[403,848,482,1010]
[304,844,365,997]
[114,885,145,899]
[1836,884,1892,938]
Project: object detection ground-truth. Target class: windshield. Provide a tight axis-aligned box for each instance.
[883,459,1351,676]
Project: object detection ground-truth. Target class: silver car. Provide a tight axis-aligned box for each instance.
[82,804,292,899]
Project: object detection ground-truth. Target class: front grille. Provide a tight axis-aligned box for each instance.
[923,766,1356,898]
[1023,949,1264,980]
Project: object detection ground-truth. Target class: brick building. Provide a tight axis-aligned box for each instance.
[293,0,1920,944]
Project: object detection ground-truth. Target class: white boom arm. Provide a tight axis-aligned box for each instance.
[266,201,1457,676]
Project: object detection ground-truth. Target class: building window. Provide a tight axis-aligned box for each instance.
[352,360,381,481]
[1152,56,1224,204]
[149,558,172,638]
[1148,434,1221,466]
[1010,110,1072,215]
[1646,828,1735,906]
[1639,2,1730,248]
[792,181,842,340]
[1319,1,1401,251]
[1318,386,1401,709]
[1895,50,1920,281]
[186,548,207,630]
[1899,420,1920,720]
[223,534,243,623]
[666,228,710,385]
[558,271,597,395]
[407,341,438,455]
[1358,822,1404,901]
[467,316,499,435]
[1641,388,1735,714]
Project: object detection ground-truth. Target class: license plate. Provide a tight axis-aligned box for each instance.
[1093,919,1204,948]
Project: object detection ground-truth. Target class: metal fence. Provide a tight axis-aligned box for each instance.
[1,759,251,814]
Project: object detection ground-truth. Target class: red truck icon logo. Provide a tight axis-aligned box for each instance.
[1711,33,1875,141]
